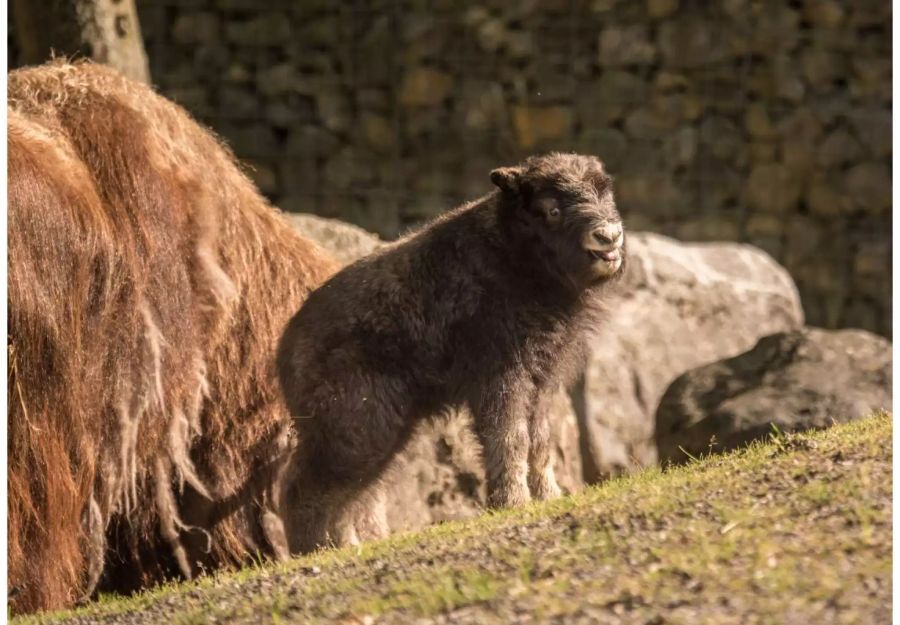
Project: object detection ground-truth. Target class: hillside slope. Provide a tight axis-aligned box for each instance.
[19,413,892,625]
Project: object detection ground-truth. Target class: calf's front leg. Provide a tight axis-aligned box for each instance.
[527,388,562,501]
[472,382,532,508]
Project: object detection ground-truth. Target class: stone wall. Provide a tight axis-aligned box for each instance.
[12,0,892,336]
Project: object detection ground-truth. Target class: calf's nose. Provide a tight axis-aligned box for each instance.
[592,222,623,248]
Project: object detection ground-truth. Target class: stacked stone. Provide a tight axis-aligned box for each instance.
[131,0,890,336]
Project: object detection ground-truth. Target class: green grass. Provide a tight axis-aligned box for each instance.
[17,412,892,624]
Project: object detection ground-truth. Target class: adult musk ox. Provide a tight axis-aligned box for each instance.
[277,153,626,550]
[8,61,338,614]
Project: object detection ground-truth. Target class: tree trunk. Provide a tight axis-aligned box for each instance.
[11,0,150,84]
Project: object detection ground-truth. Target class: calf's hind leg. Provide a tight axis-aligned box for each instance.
[290,374,407,551]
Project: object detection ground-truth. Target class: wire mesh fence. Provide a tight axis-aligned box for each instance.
[9,0,892,335]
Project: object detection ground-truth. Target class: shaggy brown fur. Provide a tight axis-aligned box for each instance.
[277,153,626,550]
[8,61,338,614]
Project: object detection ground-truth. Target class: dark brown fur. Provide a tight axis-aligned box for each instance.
[277,153,626,549]
[8,61,338,614]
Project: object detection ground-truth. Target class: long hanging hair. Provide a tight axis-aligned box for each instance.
[8,60,338,614]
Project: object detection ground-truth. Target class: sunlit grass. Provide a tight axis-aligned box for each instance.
[17,412,891,624]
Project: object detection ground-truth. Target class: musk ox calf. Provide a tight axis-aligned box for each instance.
[277,153,626,549]
[8,61,337,614]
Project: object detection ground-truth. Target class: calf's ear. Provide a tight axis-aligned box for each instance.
[490,166,523,194]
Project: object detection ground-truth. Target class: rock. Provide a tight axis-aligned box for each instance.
[658,16,731,67]
[224,62,252,84]
[782,214,825,271]
[654,70,689,91]
[405,107,452,139]
[166,86,212,117]
[218,86,259,120]
[844,162,891,214]
[772,54,806,102]
[655,328,891,463]
[355,17,394,85]
[846,108,892,158]
[385,415,485,529]
[505,30,535,60]
[256,63,298,97]
[528,62,574,100]
[802,0,845,27]
[744,163,803,213]
[399,68,454,108]
[384,390,582,532]
[597,24,657,66]
[848,2,888,28]
[676,216,741,241]
[576,233,804,479]
[816,128,864,169]
[217,123,279,157]
[744,104,778,140]
[296,16,338,48]
[779,107,823,147]
[511,106,573,149]
[461,82,507,131]
[745,213,784,238]
[623,106,678,140]
[806,178,850,216]
[172,12,221,45]
[850,56,891,102]
[616,173,684,214]
[409,165,455,196]
[800,46,844,90]
[699,116,742,160]
[285,213,383,265]
[694,161,743,212]
[217,0,290,8]
[749,142,777,163]
[224,13,291,46]
[278,157,318,198]
[843,300,882,334]
[618,141,668,176]
[473,16,507,54]
[749,6,800,55]
[322,147,375,189]
[647,0,679,19]
[266,96,316,129]
[193,44,230,77]
[578,71,649,126]
[315,89,352,133]
[853,241,890,277]
[662,127,698,167]
[356,88,391,114]
[360,113,396,152]
[591,0,623,12]
[575,127,628,170]
[284,125,341,158]
[779,107,822,175]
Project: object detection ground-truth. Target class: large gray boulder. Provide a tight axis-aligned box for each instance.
[576,232,805,480]
[655,328,892,463]
[285,212,383,265]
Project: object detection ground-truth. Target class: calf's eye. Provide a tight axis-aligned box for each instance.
[548,207,560,217]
